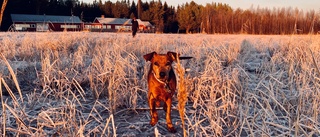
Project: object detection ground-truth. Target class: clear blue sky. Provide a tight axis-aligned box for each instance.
[81,0,319,11]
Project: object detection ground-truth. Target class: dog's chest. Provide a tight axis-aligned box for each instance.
[154,86,174,100]
[149,81,175,100]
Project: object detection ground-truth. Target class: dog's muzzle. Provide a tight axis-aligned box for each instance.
[152,71,172,93]
[159,72,166,78]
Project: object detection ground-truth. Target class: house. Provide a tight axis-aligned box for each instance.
[92,17,132,32]
[10,14,155,33]
[92,16,154,32]
[10,14,82,32]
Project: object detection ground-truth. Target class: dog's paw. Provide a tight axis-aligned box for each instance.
[167,126,177,133]
[150,119,158,126]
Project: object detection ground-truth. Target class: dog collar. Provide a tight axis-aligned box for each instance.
[152,71,171,93]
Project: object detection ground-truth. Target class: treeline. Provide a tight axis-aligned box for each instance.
[1,0,319,34]
[178,2,320,34]
[199,3,320,34]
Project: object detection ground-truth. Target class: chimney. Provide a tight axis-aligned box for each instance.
[101,15,105,18]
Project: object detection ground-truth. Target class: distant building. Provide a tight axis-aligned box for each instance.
[90,16,155,32]
[91,17,131,32]
[10,14,155,33]
[10,14,82,32]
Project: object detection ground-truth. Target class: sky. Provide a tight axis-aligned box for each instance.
[80,0,320,11]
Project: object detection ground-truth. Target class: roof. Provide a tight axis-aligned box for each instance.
[140,21,153,27]
[11,14,82,23]
[95,17,154,27]
[95,17,131,25]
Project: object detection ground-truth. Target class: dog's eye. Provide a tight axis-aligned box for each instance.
[154,62,159,66]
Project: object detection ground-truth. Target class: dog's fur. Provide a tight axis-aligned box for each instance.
[143,51,192,133]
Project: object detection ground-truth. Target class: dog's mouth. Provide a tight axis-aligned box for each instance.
[157,76,167,81]
[157,75,168,81]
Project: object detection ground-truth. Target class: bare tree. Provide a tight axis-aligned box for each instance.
[0,0,8,29]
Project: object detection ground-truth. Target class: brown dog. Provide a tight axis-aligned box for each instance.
[143,51,192,133]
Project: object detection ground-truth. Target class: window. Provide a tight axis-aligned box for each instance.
[115,25,121,30]
[93,25,101,29]
[14,24,30,30]
[61,25,78,29]
[36,23,49,31]
[85,25,91,29]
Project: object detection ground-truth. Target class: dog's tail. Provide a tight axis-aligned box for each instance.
[179,57,193,60]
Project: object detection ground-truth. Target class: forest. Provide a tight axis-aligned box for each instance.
[1,0,320,34]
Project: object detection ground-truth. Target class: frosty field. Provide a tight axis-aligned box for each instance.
[0,32,319,136]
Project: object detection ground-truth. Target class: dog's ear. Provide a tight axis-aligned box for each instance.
[167,51,180,62]
[143,52,157,61]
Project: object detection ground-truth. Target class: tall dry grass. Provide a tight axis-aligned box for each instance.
[0,32,319,136]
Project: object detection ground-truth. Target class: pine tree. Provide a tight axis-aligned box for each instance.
[150,0,165,33]
[177,1,202,33]
[129,0,137,17]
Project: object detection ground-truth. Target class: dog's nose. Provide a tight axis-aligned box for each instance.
[159,72,166,78]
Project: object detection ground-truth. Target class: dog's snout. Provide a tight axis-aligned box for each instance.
[160,72,166,78]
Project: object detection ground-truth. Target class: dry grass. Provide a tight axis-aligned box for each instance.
[176,54,189,137]
[0,32,319,136]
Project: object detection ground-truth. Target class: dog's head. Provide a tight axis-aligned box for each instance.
[143,51,179,81]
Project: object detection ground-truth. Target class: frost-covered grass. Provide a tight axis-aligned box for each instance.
[0,32,319,136]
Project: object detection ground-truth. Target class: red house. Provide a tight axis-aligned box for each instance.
[11,14,83,32]
[92,16,154,32]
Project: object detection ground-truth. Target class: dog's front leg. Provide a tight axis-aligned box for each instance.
[165,98,177,133]
[149,95,158,126]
